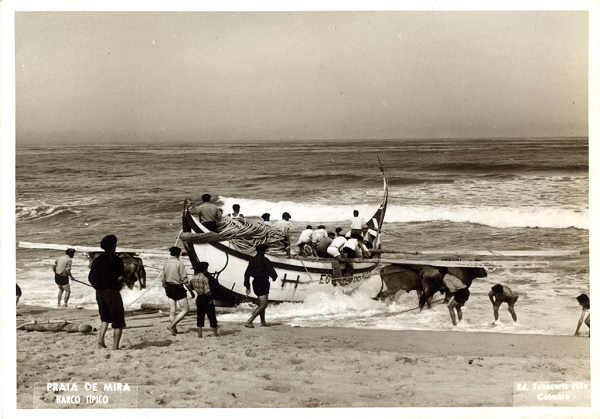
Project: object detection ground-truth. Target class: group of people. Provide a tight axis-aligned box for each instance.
[192,195,372,261]
[443,279,591,337]
[155,241,278,334]
[157,246,219,338]
[296,222,371,260]
[445,281,520,327]
[27,200,588,350]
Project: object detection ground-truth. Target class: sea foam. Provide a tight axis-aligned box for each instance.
[218,196,588,229]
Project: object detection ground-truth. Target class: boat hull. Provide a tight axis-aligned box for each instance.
[183,215,379,303]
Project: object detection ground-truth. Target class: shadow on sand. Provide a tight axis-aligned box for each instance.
[128,339,173,350]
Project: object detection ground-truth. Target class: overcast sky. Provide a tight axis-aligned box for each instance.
[15,11,588,144]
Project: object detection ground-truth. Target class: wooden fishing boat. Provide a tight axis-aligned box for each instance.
[180,166,389,304]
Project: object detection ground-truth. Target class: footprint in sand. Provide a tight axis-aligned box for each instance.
[263,384,291,393]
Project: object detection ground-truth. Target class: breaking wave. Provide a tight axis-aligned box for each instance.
[218,196,588,229]
[424,162,588,173]
[16,197,99,221]
[16,205,80,221]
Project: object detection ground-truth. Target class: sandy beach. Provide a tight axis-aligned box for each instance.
[16,304,589,408]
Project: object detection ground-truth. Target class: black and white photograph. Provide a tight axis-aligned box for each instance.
[2,1,596,415]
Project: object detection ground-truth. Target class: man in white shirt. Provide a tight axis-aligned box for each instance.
[227,204,244,221]
[272,212,293,256]
[351,210,366,238]
[311,225,328,245]
[327,234,347,258]
[296,225,313,253]
[342,236,370,259]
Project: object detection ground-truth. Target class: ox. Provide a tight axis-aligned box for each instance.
[375,264,487,309]
[88,252,147,289]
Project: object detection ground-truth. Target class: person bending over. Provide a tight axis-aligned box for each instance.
[296,225,313,255]
[447,287,470,326]
[488,283,519,323]
[574,293,590,336]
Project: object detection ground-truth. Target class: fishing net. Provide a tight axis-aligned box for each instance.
[182,216,289,256]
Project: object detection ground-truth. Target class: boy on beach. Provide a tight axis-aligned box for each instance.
[574,293,590,336]
[88,235,125,350]
[53,248,75,307]
[488,283,519,323]
[188,262,218,338]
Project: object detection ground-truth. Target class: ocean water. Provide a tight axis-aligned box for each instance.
[15,138,589,335]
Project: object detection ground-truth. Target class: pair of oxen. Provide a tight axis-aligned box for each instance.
[375,264,488,309]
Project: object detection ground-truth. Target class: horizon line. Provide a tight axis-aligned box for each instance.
[15,135,589,147]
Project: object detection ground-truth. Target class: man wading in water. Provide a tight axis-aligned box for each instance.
[244,244,278,328]
[88,235,126,350]
[53,248,75,307]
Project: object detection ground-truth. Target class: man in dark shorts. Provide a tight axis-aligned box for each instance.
[448,287,470,326]
[53,248,75,307]
[488,283,519,323]
[244,244,278,328]
[88,235,126,350]
[159,246,189,335]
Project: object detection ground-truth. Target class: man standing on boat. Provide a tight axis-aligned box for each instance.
[244,244,278,328]
[53,248,75,308]
[193,194,222,231]
[350,210,366,238]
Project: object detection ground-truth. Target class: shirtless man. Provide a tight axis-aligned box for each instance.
[448,287,470,326]
[54,248,75,307]
[488,283,519,323]
[574,293,590,336]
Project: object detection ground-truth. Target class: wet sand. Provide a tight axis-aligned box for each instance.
[16,304,590,408]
